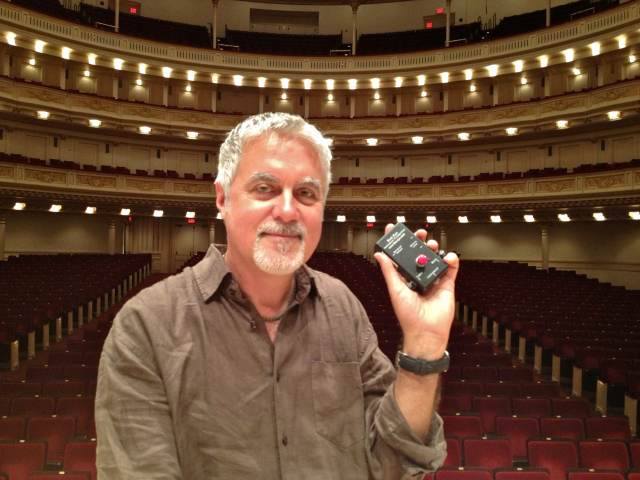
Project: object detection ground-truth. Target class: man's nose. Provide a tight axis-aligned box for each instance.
[272,190,299,222]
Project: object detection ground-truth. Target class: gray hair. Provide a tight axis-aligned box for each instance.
[216,112,332,200]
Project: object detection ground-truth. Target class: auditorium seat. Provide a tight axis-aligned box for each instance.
[0,416,26,441]
[27,415,76,464]
[540,417,585,441]
[484,382,522,397]
[443,415,484,438]
[463,437,513,469]
[495,469,550,480]
[631,441,640,467]
[584,416,630,440]
[499,367,534,382]
[435,468,493,480]
[10,397,55,416]
[0,382,42,396]
[444,437,463,466]
[512,397,552,418]
[41,381,86,397]
[28,473,90,480]
[55,396,94,436]
[63,441,97,480]
[472,396,511,433]
[440,395,473,415]
[578,440,630,470]
[496,416,540,460]
[566,472,625,480]
[552,398,592,418]
[528,439,579,480]
[0,442,47,480]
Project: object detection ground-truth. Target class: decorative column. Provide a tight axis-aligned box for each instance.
[2,52,10,77]
[0,217,6,261]
[347,225,354,252]
[445,0,451,47]
[59,64,66,90]
[541,226,549,270]
[546,0,551,27]
[259,92,265,113]
[304,95,310,118]
[108,221,116,255]
[349,95,355,118]
[350,1,359,55]
[209,221,216,246]
[211,87,218,112]
[112,77,118,99]
[395,93,402,116]
[439,226,447,252]
[115,0,120,32]
[162,84,169,107]
[211,0,219,49]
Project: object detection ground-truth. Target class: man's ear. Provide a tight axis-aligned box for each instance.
[214,181,226,217]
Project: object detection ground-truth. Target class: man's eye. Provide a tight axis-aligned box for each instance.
[255,184,272,194]
[298,188,317,199]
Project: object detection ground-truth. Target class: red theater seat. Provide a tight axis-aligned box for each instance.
[496,416,540,460]
[27,415,77,464]
[567,472,625,480]
[495,470,550,480]
[578,440,630,470]
[551,398,592,418]
[56,396,94,436]
[28,473,90,480]
[0,416,26,441]
[512,397,552,418]
[584,416,630,441]
[540,417,585,441]
[435,468,493,480]
[463,437,513,469]
[631,441,640,467]
[443,415,484,438]
[444,437,463,467]
[472,396,511,433]
[528,439,578,480]
[0,442,47,480]
[10,397,56,416]
[63,441,97,480]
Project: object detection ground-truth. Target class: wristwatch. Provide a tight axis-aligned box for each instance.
[395,350,450,375]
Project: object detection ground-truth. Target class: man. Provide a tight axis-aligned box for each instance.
[95,112,459,479]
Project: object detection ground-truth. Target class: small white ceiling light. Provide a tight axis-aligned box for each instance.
[512,60,524,73]
[49,204,62,213]
[326,79,335,90]
[629,54,637,63]
[327,93,334,102]
[370,78,381,89]
[629,211,640,220]
[607,110,621,121]
[135,78,143,86]
[138,63,147,74]
[6,32,17,46]
[211,73,219,83]
[562,48,575,62]
[87,53,97,65]
[139,126,151,135]
[280,92,288,100]
[486,64,499,77]
[37,110,50,120]
[464,69,473,80]
[120,208,131,216]
[524,214,536,223]
[394,77,403,88]
[366,215,376,223]
[426,215,437,224]
[506,127,518,136]
[187,70,196,82]
[88,119,102,128]
[13,202,26,211]
[113,58,124,70]
[411,136,424,144]
[348,78,357,90]
[162,66,172,78]
[396,215,406,223]
[593,212,606,221]
[186,131,199,140]
[303,78,312,90]
[61,46,72,60]
[216,212,223,219]
[556,120,569,129]
[85,206,96,214]
[232,75,243,86]
[420,89,427,98]
[34,39,46,53]
[185,83,192,92]
[280,78,290,89]
[589,42,601,56]
[83,69,90,77]
[153,210,164,218]
[490,215,502,223]
[439,72,449,83]
[520,76,528,85]
[617,35,627,49]
[458,132,470,141]
[417,74,426,86]
[538,55,549,68]
[458,215,469,223]
[558,213,571,222]
[336,215,346,222]
[572,67,582,76]
[469,84,477,92]
[28,58,36,66]
[373,91,380,100]
[257,77,267,88]
[185,211,196,218]
[366,138,378,146]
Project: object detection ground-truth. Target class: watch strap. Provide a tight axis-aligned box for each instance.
[395,350,450,375]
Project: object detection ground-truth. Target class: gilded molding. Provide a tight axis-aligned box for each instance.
[440,185,481,197]
[352,187,388,198]
[76,174,117,189]
[584,174,626,190]
[539,97,586,113]
[173,182,212,194]
[634,171,640,184]
[396,186,434,198]
[24,168,67,184]
[328,187,346,197]
[0,165,15,178]
[535,179,576,193]
[487,182,527,195]
[125,178,165,192]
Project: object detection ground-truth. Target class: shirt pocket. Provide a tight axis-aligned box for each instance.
[311,361,365,449]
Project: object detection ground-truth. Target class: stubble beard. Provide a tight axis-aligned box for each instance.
[253,220,306,275]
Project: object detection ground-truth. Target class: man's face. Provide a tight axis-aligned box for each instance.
[216,131,325,276]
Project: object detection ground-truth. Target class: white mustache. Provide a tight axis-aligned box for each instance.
[258,221,306,238]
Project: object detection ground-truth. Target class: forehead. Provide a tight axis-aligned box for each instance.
[235,131,322,181]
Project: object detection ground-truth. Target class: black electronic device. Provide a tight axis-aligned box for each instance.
[375,223,448,293]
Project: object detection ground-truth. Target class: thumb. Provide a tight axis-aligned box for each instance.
[373,251,406,296]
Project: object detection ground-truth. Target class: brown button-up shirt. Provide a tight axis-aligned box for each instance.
[95,245,446,479]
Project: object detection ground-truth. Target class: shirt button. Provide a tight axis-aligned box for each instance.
[282,435,288,446]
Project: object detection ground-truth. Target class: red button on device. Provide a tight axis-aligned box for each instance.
[416,254,428,267]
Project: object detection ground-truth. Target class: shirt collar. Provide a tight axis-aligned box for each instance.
[192,244,322,303]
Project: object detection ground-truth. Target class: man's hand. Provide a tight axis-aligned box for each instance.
[374,224,460,361]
